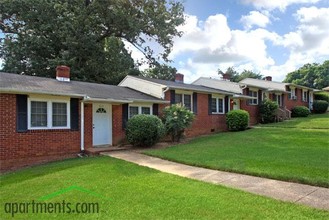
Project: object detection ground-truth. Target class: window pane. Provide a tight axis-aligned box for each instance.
[184,94,191,110]
[129,106,139,118]
[31,101,47,127]
[211,98,217,112]
[218,98,224,113]
[175,94,182,104]
[52,102,67,127]
[141,107,151,115]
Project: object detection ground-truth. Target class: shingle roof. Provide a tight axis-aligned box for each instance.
[240,78,314,92]
[192,77,243,94]
[130,75,233,95]
[239,78,287,91]
[0,72,166,103]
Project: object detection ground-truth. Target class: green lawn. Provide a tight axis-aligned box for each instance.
[1,157,328,219]
[260,113,329,129]
[145,114,329,187]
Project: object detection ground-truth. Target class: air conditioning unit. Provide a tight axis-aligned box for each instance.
[292,96,297,100]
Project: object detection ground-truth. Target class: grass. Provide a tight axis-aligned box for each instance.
[260,113,329,129]
[1,157,328,219]
[145,114,329,187]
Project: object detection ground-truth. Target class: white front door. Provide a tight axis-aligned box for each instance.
[93,103,112,146]
[233,99,240,110]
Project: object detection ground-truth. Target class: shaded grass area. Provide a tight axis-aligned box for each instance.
[145,127,329,187]
[1,157,328,219]
[260,113,329,129]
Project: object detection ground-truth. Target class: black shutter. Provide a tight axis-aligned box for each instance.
[16,94,28,132]
[122,104,129,129]
[153,104,159,116]
[225,96,229,113]
[245,88,250,105]
[208,94,212,115]
[70,98,79,131]
[193,92,198,114]
[170,90,175,104]
[258,90,262,105]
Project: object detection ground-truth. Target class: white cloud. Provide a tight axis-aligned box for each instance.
[170,13,279,82]
[241,0,321,11]
[240,11,271,30]
[277,7,329,55]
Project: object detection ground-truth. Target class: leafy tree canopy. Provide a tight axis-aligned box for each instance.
[218,67,263,82]
[283,60,329,89]
[142,63,177,80]
[0,0,185,84]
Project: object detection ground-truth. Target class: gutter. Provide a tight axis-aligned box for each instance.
[0,88,85,98]
[83,97,133,103]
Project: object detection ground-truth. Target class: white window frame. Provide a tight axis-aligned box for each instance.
[248,89,258,105]
[128,104,153,119]
[211,95,225,114]
[302,90,308,102]
[28,97,70,130]
[289,86,296,100]
[175,92,193,111]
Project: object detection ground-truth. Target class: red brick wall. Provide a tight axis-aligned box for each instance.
[284,88,309,110]
[112,105,125,145]
[163,91,227,137]
[84,103,93,149]
[241,89,259,125]
[0,94,81,172]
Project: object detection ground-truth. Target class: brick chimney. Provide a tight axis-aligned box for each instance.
[222,73,231,81]
[264,76,272,81]
[175,73,184,83]
[56,66,70,82]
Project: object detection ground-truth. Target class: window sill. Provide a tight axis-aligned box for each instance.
[28,127,71,130]
[212,112,225,115]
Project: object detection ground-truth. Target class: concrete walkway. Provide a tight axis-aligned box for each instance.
[101,151,329,210]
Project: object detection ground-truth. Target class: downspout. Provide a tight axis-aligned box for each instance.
[80,100,84,151]
[162,87,170,99]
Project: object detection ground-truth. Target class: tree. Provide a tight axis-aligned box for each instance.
[218,67,239,82]
[218,67,262,82]
[142,64,177,80]
[0,0,185,84]
[284,61,329,89]
[236,70,263,82]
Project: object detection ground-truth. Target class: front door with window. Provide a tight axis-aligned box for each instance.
[93,103,112,146]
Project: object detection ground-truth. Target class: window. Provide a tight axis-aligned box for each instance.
[31,101,47,127]
[175,93,192,111]
[248,90,258,105]
[128,105,152,118]
[28,98,70,129]
[303,90,308,102]
[289,87,296,100]
[211,97,224,114]
[52,103,67,127]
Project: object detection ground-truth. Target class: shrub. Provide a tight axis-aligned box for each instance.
[313,100,328,114]
[126,114,165,147]
[162,104,195,142]
[314,92,329,102]
[291,106,310,117]
[226,110,249,131]
[259,99,279,123]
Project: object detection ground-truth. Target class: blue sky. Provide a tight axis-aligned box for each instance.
[148,0,329,83]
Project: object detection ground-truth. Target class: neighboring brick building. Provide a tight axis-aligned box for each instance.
[193,76,315,124]
[0,67,167,171]
[119,75,239,136]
